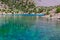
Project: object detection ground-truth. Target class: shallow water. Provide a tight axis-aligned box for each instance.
[0,15,60,40]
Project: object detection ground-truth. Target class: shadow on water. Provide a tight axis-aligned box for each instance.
[0,15,60,40]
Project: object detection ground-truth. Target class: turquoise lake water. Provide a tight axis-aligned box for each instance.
[0,15,60,40]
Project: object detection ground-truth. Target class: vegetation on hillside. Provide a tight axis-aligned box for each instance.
[0,0,36,13]
[56,7,60,13]
[46,10,50,15]
[0,0,60,15]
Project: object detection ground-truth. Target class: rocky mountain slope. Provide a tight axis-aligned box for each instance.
[0,1,8,9]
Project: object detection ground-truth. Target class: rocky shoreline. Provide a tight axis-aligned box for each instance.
[0,12,60,19]
[42,13,60,19]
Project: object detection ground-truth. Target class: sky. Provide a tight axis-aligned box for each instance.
[34,0,60,7]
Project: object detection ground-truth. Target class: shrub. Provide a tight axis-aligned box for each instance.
[0,9,1,11]
[46,10,50,15]
[38,8,44,13]
[56,7,60,13]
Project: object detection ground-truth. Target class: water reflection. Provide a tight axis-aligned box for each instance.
[0,15,60,40]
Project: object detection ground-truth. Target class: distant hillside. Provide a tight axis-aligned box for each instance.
[34,0,60,7]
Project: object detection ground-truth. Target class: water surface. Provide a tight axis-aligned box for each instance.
[0,15,60,40]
